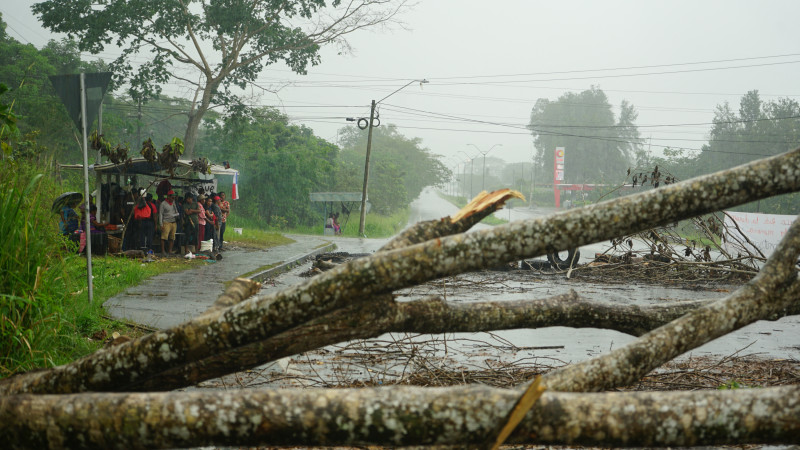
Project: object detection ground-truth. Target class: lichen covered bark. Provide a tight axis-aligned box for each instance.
[2,385,798,448]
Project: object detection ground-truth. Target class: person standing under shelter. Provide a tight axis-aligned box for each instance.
[59,198,81,236]
[218,191,230,251]
[145,193,158,251]
[183,193,199,253]
[210,195,223,252]
[133,195,153,251]
[204,196,215,248]
[133,192,153,251]
[196,194,207,248]
[158,190,179,255]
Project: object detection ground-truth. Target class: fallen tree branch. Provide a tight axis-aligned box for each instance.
[542,208,800,392]
[126,291,800,392]
[2,385,798,448]
[2,149,799,395]
[200,277,261,317]
[381,189,524,251]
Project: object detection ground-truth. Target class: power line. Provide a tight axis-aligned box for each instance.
[382,103,800,132]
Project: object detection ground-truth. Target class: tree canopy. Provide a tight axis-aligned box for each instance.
[335,123,450,215]
[642,90,800,214]
[528,86,643,184]
[200,106,338,227]
[32,0,408,155]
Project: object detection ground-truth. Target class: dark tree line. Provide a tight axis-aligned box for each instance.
[528,85,800,214]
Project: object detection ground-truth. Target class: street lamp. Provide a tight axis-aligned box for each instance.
[444,157,460,196]
[467,143,502,191]
[354,79,429,236]
[458,150,477,199]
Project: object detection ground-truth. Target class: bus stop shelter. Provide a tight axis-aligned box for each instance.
[309,192,367,235]
[60,157,238,224]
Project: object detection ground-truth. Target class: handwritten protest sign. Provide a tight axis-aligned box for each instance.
[724,211,796,257]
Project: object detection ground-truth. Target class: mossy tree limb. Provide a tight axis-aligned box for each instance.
[2,385,798,448]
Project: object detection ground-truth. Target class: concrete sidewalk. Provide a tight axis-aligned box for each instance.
[103,235,336,329]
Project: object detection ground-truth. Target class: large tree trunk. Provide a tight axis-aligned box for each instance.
[2,386,799,448]
[182,111,202,158]
[2,149,800,448]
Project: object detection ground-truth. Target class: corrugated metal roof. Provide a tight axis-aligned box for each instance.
[59,158,238,177]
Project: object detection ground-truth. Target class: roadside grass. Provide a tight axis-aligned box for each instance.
[341,207,410,238]
[224,221,295,249]
[50,255,207,365]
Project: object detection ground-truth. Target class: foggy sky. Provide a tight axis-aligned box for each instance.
[4,0,799,168]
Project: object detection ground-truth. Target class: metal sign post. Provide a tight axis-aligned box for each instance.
[50,72,112,304]
[80,73,94,303]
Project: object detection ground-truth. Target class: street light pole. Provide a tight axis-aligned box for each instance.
[357,79,428,237]
[457,150,476,200]
[468,143,502,192]
[462,162,467,197]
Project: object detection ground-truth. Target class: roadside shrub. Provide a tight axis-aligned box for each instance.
[0,159,72,375]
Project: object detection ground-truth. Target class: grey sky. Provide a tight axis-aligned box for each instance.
[4,0,800,168]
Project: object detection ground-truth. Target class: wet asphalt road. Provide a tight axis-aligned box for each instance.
[272,188,800,365]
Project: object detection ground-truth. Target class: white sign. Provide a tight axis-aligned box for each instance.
[723,211,796,257]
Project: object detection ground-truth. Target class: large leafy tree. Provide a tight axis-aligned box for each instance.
[0,15,122,161]
[0,17,75,159]
[698,90,800,173]
[32,0,408,156]
[528,87,641,184]
[200,106,338,226]
[336,123,450,214]
[694,90,800,213]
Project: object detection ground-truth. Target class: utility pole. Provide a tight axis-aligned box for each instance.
[530,154,537,208]
[79,73,94,304]
[358,100,377,236]
[467,144,502,192]
[462,162,467,197]
[355,79,428,237]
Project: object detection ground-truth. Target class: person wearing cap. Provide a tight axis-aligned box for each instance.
[158,190,179,255]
